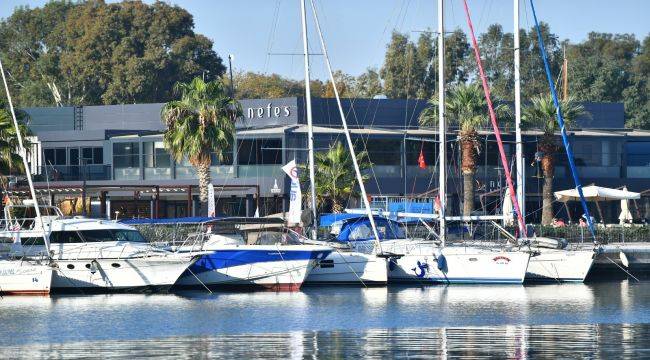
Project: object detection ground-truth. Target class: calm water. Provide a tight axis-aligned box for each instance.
[1,281,650,358]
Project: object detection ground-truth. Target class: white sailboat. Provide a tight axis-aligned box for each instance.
[308,0,529,285]
[511,0,594,282]
[295,0,387,286]
[0,58,53,295]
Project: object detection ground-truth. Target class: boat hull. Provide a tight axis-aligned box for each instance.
[525,249,595,282]
[0,260,52,295]
[381,242,530,284]
[304,251,387,285]
[175,246,331,291]
[50,256,192,292]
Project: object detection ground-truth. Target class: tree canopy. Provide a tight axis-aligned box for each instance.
[0,0,225,107]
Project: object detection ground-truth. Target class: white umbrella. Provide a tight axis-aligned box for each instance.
[502,188,514,226]
[618,187,634,224]
[554,185,640,202]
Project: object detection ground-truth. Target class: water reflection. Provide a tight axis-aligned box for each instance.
[1,281,650,356]
[3,324,650,359]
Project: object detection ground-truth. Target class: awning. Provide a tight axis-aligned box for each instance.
[554,185,641,202]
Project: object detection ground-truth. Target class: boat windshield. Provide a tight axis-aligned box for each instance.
[79,229,147,243]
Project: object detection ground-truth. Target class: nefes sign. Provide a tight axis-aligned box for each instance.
[245,103,291,119]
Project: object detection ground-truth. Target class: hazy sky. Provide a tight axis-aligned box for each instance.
[2,0,649,80]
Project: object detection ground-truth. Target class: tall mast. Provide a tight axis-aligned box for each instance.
[514,0,525,231]
[0,59,50,253]
[300,0,318,240]
[437,0,446,246]
[308,0,383,250]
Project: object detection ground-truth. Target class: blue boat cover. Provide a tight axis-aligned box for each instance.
[335,216,404,242]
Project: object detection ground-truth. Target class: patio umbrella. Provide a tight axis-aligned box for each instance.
[618,187,634,224]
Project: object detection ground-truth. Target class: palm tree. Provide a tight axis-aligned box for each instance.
[419,83,510,216]
[303,142,371,213]
[522,95,585,225]
[161,77,241,214]
[0,107,31,177]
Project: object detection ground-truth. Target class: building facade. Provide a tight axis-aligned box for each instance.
[12,97,650,223]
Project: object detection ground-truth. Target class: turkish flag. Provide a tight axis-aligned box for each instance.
[418,148,426,169]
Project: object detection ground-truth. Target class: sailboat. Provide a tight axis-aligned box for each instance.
[515,0,595,282]
[293,0,388,286]
[0,59,53,295]
[309,0,530,284]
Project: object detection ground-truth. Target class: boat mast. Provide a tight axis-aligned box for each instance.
[308,0,383,250]
[437,0,446,247]
[300,0,318,240]
[0,59,50,253]
[514,0,525,233]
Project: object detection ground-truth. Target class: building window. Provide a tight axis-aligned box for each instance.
[43,148,66,165]
[627,142,650,167]
[143,142,171,168]
[360,139,401,166]
[82,147,104,165]
[237,139,282,165]
[113,142,139,168]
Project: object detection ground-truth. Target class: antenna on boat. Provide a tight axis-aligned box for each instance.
[437,0,447,247]
[0,58,51,254]
[308,0,383,252]
[299,0,318,240]
[514,0,525,235]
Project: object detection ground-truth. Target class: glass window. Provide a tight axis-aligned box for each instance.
[144,142,171,168]
[93,147,104,164]
[360,139,401,166]
[80,230,114,242]
[69,148,79,166]
[44,148,55,165]
[78,229,147,243]
[406,141,436,166]
[627,142,650,166]
[237,139,281,165]
[113,143,139,168]
[50,231,84,244]
[21,237,46,246]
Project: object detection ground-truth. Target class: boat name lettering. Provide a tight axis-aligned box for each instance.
[492,256,511,264]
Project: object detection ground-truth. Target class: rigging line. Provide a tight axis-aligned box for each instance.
[461,0,526,238]
[528,0,597,242]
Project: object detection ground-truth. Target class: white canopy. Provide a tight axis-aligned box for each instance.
[554,185,641,202]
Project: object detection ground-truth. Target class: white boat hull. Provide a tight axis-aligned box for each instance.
[0,260,52,295]
[305,251,388,285]
[51,256,192,292]
[378,242,529,284]
[175,245,332,291]
[525,249,595,282]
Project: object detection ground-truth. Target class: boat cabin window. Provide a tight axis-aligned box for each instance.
[79,229,147,243]
[50,231,84,244]
[21,237,46,246]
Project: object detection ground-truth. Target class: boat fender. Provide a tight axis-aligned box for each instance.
[436,254,447,271]
[90,260,99,274]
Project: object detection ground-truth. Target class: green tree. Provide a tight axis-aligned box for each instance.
[354,68,383,98]
[323,70,355,98]
[227,71,324,99]
[419,83,510,216]
[302,142,371,213]
[624,35,650,129]
[0,1,225,106]
[567,33,639,105]
[161,77,241,214]
[381,31,420,99]
[522,95,584,225]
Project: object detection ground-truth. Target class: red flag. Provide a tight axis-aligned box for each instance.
[418,148,426,169]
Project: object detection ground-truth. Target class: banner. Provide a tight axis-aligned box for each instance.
[282,160,302,225]
[207,183,215,217]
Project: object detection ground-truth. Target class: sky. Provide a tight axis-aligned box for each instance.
[1,0,649,80]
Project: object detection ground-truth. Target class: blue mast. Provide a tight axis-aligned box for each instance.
[529,0,597,241]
